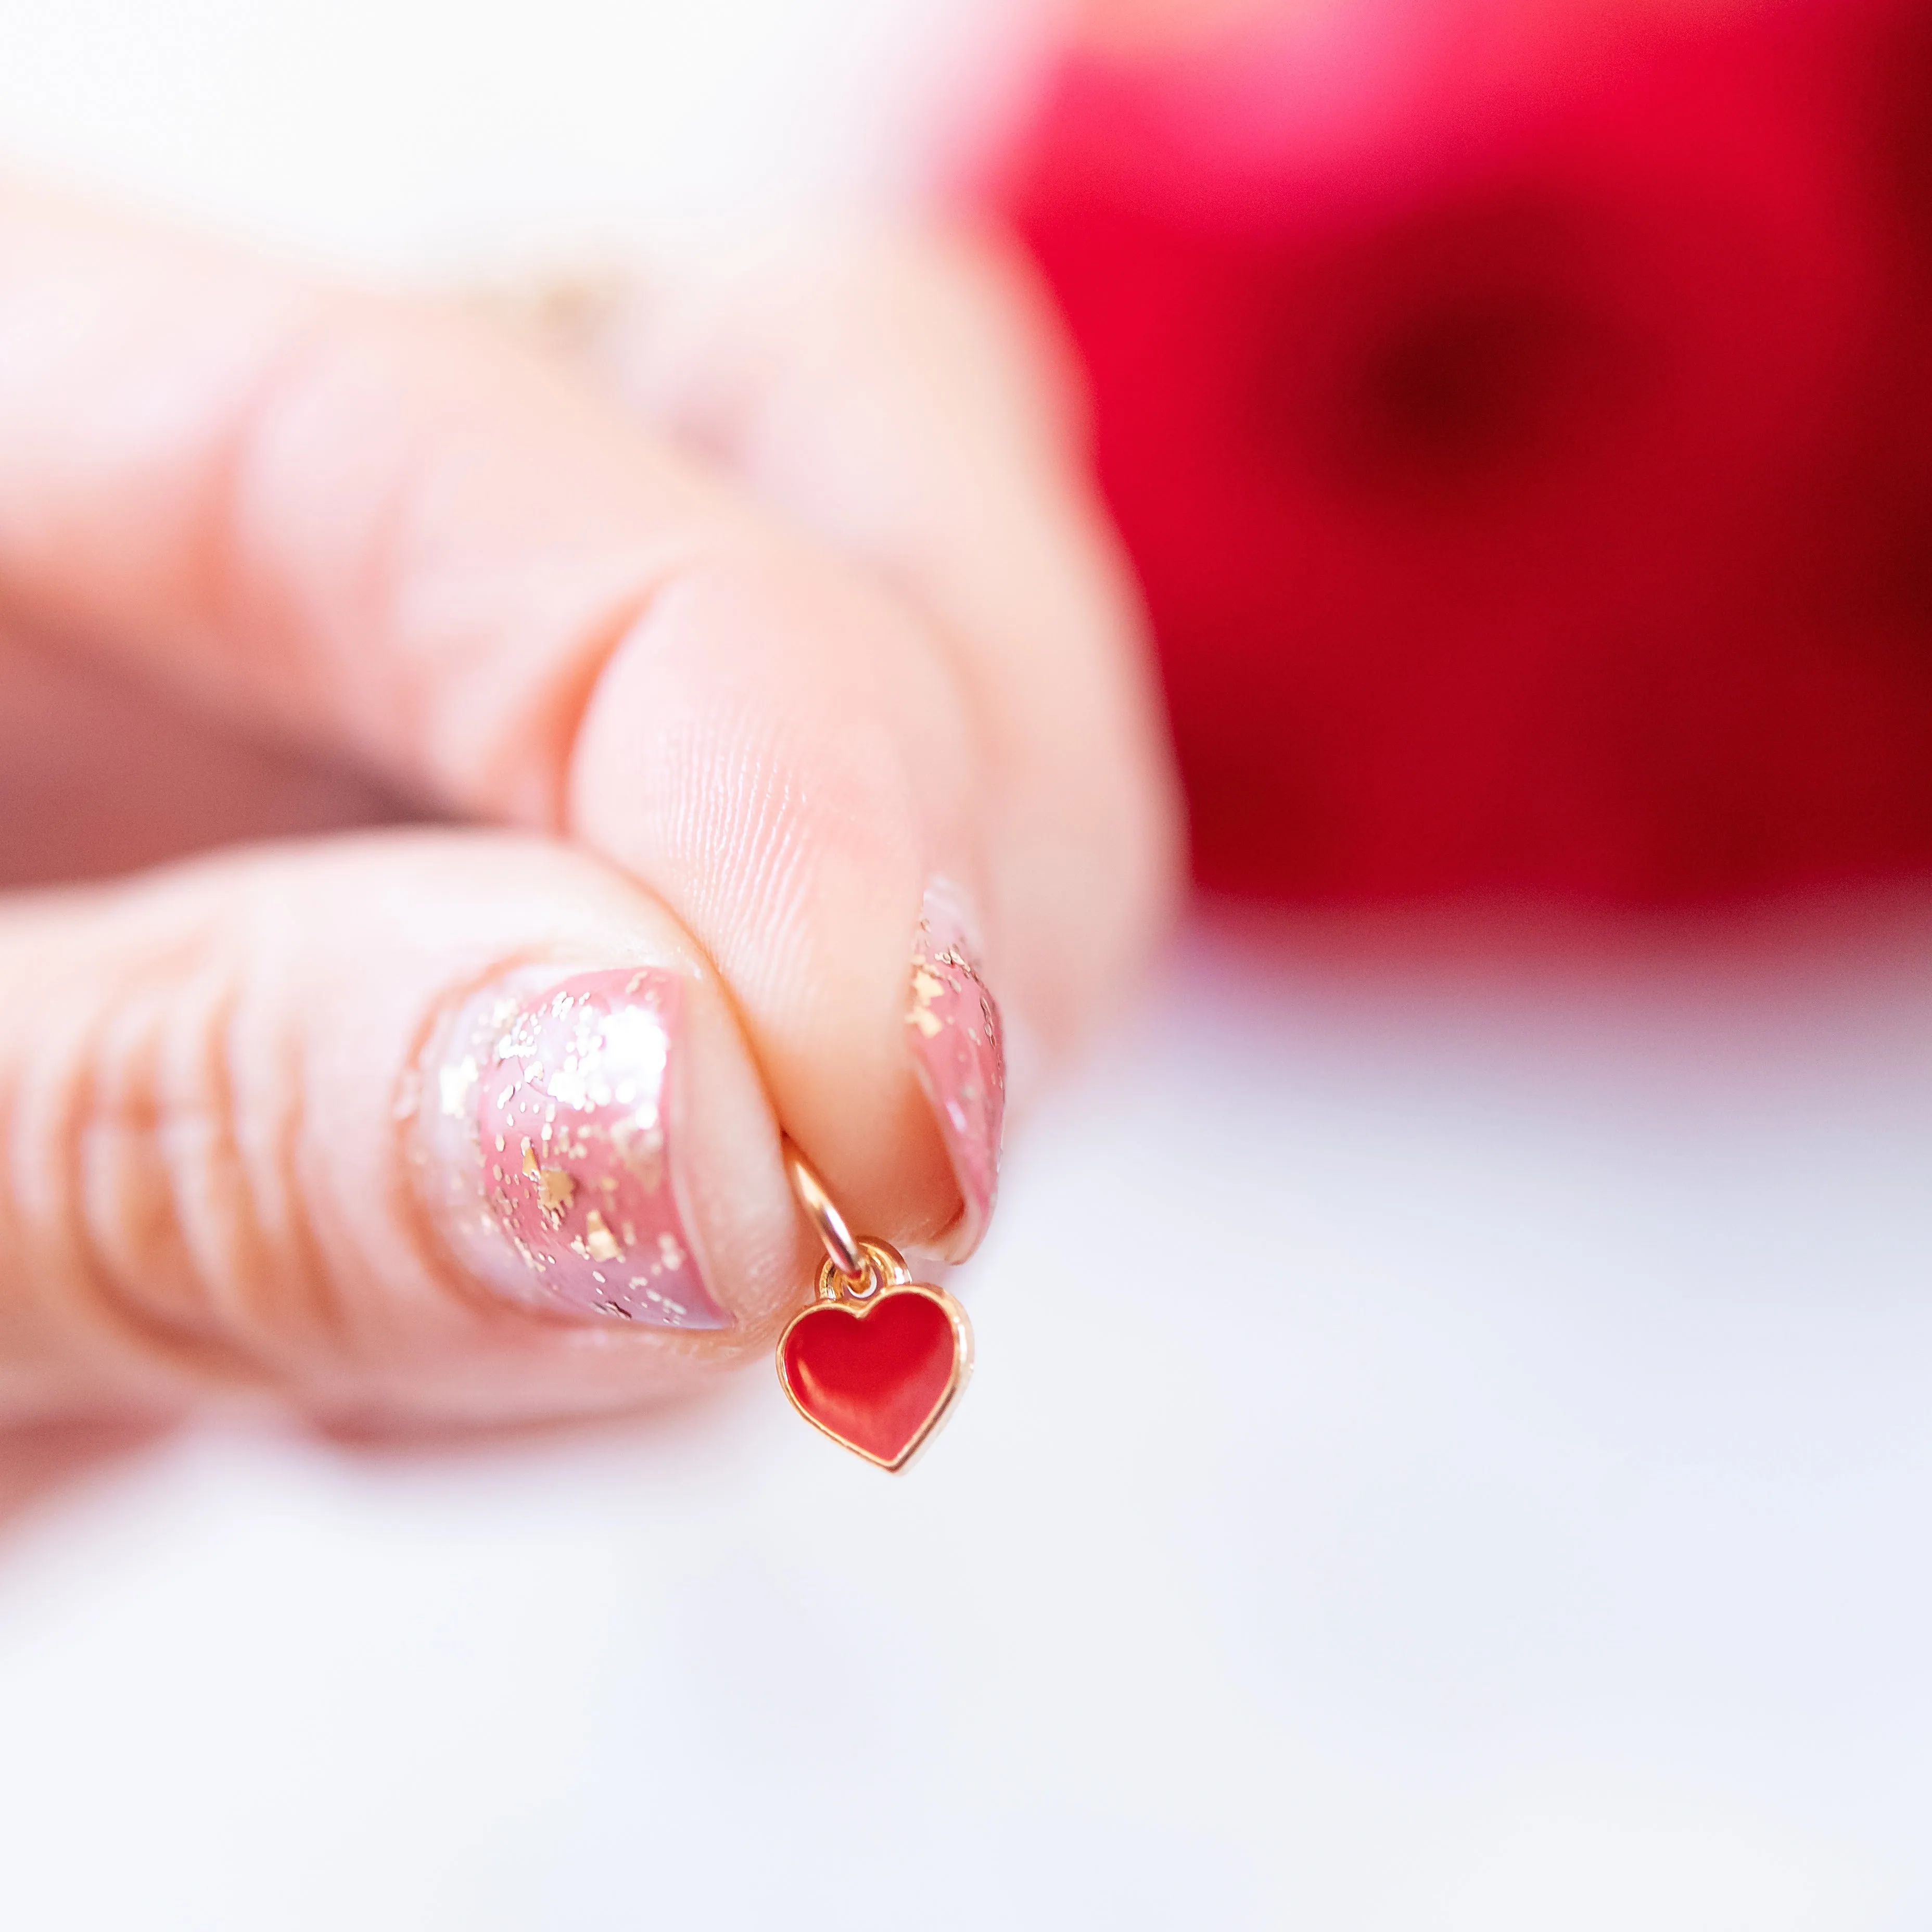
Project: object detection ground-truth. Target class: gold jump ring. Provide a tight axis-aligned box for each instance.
[781,1136,863,1280]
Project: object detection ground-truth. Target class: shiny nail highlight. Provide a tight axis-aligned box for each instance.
[416,967,727,1328]
[907,889,1006,1260]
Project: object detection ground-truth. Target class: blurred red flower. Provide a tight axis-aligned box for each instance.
[1006,0,1932,899]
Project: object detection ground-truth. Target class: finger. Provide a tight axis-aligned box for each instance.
[503,227,1186,1106]
[0,181,1028,1254]
[0,830,804,1428]
[0,613,406,889]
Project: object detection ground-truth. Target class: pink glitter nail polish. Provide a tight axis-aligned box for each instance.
[907,885,1006,1260]
[417,967,727,1329]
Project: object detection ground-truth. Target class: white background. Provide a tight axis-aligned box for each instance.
[1,6,1930,1928]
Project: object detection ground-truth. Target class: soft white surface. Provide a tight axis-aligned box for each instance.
[1,5,1929,1927]
[0,0,1042,271]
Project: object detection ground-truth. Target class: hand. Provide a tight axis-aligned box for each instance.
[0,180,1181,1431]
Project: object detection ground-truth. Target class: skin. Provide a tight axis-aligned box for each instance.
[0,178,1183,1441]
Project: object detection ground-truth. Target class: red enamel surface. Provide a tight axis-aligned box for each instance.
[781,1291,961,1467]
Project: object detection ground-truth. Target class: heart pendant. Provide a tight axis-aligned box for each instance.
[778,1241,973,1471]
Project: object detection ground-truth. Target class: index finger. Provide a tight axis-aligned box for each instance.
[0,180,1040,1254]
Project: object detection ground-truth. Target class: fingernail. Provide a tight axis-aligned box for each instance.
[907,883,1006,1261]
[413,967,728,1329]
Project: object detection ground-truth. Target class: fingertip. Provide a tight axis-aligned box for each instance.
[564,543,998,1259]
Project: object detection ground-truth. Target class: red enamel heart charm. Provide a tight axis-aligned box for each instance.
[778,1257,973,1471]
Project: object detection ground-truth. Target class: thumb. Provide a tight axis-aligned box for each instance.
[0,830,805,1428]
